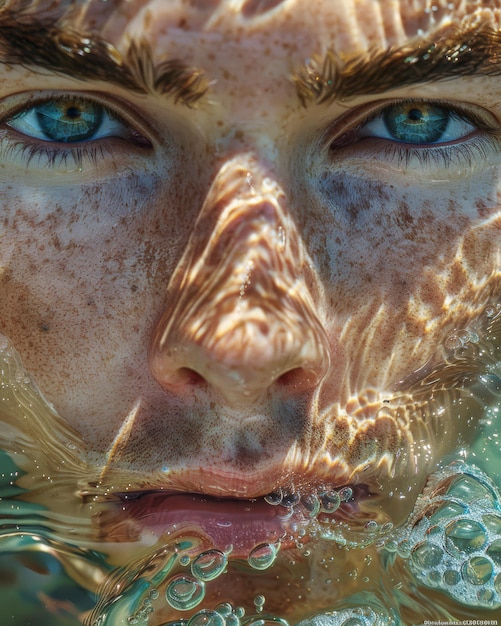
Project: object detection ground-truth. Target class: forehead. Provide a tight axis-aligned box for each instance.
[68,0,500,64]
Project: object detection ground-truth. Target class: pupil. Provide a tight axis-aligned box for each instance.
[407,109,423,122]
[66,107,82,120]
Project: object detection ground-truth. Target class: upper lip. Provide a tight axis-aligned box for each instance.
[85,458,360,502]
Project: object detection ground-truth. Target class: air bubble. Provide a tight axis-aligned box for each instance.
[253,594,265,613]
[479,374,501,396]
[427,570,442,586]
[264,490,283,505]
[397,539,412,559]
[165,575,205,610]
[445,335,462,350]
[281,492,300,507]
[495,573,501,594]
[411,541,443,569]
[248,543,279,570]
[188,610,225,626]
[214,603,232,617]
[486,539,501,567]
[485,305,497,318]
[338,487,353,503]
[445,519,487,555]
[319,491,341,513]
[429,500,467,523]
[364,520,378,532]
[191,550,227,581]
[462,556,493,585]
[384,539,398,553]
[482,514,501,535]
[477,588,495,604]
[179,555,191,567]
[443,569,461,586]
[446,475,495,504]
[301,493,321,517]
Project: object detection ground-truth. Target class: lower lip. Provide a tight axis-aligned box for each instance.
[117,493,306,557]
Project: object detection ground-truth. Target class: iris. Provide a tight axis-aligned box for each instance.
[383,103,449,144]
[35,99,104,142]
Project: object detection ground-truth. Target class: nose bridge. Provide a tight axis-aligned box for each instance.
[149,154,330,405]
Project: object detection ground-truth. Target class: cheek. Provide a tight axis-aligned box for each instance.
[302,175,497,308]
[0,175,197,390]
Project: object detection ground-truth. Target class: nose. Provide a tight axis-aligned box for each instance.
[149,155,330,406]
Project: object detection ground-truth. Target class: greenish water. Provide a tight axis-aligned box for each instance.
[0,307,500,625]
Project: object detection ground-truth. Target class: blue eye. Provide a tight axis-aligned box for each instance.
[359,101,477,145]
[7,96,131,143]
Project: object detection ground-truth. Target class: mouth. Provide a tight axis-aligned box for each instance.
[92,483,371,559]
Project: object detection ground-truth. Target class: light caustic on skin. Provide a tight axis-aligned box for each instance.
[0,0,500,624]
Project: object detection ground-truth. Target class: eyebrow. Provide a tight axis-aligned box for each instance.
[0,7,208,107]
[293,22,501,105]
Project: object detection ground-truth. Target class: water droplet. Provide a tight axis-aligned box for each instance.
[445,519,487,556]
[462,556,493,585]
[191,550,227,581]
[179,555,191,567]
[364,520,378,532]
[494,572,501,594]
[248,543,279,570]
[149,589,159,600]
[411,541,444,569]
[188,610,225,626]
[319,491,341,513]
[166,575,205,610]
[234,607,246,618]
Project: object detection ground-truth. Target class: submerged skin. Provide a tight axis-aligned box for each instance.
[0,0,500,622]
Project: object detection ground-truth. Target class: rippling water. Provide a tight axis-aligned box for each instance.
[0,306,500,624]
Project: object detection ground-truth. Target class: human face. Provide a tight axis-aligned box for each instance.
[0,0,500,623]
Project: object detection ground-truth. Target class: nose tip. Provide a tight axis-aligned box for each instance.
[149,157,330,406]
[151,296,329,406]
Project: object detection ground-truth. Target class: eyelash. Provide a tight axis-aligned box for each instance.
[0,94,150,169]
[329,99,501,169]
[1,138,110,169]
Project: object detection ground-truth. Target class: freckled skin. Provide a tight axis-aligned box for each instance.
[1,0,501,621]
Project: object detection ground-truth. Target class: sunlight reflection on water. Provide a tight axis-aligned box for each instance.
[0,306,499,625]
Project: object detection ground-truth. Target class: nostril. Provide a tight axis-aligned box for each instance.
[275,367,321,393]
[176,367,206,386]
